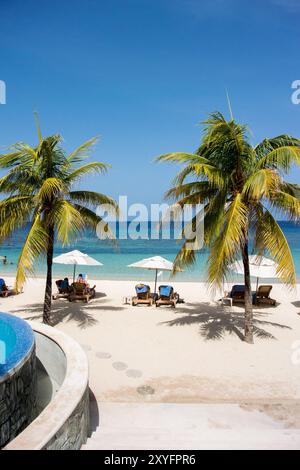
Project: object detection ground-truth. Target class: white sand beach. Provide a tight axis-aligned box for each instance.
[2,277,300,448]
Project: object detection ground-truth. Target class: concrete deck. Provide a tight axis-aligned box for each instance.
[82,402,300,450]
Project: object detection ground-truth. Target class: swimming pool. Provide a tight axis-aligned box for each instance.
[0,312,37,448]
[0,312,34,377]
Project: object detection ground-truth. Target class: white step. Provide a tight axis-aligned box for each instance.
[81,402,300,450]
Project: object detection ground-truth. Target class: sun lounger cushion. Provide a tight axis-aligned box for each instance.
[61,279,69,290]
[0,279,6,292]
[230,285,245,298]
[159,285,173,297]
[136,284,150,295]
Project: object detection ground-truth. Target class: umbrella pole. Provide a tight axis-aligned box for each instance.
[154,269,158,294]
[255,276,259,305]
[73,264,76,283]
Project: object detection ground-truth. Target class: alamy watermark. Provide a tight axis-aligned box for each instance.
[95,196,204,250]
[291,80,300,105]
[0,80,6,104]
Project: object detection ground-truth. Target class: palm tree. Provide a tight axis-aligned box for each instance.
[0,119,117,325]
[157,112,300,343]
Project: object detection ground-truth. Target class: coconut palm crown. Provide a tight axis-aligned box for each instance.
[0,119,117,324]
[157,112,300,343]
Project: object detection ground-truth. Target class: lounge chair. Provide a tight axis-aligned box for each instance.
[155,285,179,308]
[254,285,276,306]
[0,278,18,297]
[228,285,246,304]
[132,284,153,306]
[68,282,96,303]
[53,278,71,300]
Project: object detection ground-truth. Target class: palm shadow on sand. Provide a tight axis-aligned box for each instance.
[160,302,291,341]
[12,293,125,329]
[292,300,300,317]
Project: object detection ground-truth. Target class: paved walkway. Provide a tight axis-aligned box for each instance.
[82,402,300,450]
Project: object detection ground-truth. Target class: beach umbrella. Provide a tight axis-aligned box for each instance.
[229,255,279,292]
[53,250,103,282]
[128,256,177,293]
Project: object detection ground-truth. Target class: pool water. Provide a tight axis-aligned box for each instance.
[0,312,34,377]
[0,318,17,365]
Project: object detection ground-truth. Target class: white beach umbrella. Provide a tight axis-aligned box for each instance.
[53,249,103,282]
[229,255,279,292]
[128,256,178,293]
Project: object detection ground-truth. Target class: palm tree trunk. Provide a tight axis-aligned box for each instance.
[43,225,54,325]
[241,241,254,344]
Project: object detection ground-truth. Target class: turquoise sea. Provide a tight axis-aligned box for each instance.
[0,222,299,283]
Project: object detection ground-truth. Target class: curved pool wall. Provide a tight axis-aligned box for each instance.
[5,322,89,450]
[0,313,37,448]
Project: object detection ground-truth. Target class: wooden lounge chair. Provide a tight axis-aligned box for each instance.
[227,285,246,304]
[254,285,276,306]
[53,278,71,300]
[132,284,153,306]
[155,285,179,308]
[68,282,96,303]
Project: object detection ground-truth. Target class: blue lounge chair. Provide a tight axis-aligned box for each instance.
[226,285,276,305]
[155,285,178,308]
[0,278,8,297]
[132,284,153,306]
[0,278,17,297]
[53,278,71,300]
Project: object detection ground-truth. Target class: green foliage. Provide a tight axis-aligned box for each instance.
[157,112,300,289]
[0,124,116,290]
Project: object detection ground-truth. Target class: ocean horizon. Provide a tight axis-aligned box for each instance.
[0,221,299,283]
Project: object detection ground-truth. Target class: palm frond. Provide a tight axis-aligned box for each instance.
[66,162,110,183]
[255,135,300,159]
[268,190,300,221]
[203,190,228,244]
[65,137,98,165]
[36,177,66,203]
[208,193,248,288]
[34,111,43,143]
[243,168,281,200]
[74,204,116,240]
[156,152,204,164]
[0,144,37,168]
[15,215,48,289]
[0,196,33,241]
[257,146,300,172]
[254,208,296,285]
[0,168,39,194]
[69,191,118,212]
[50,200,84,245]
[172,239,197,272]
[165,181,217,204]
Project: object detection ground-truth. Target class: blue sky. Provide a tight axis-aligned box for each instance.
[0,0,300,206]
